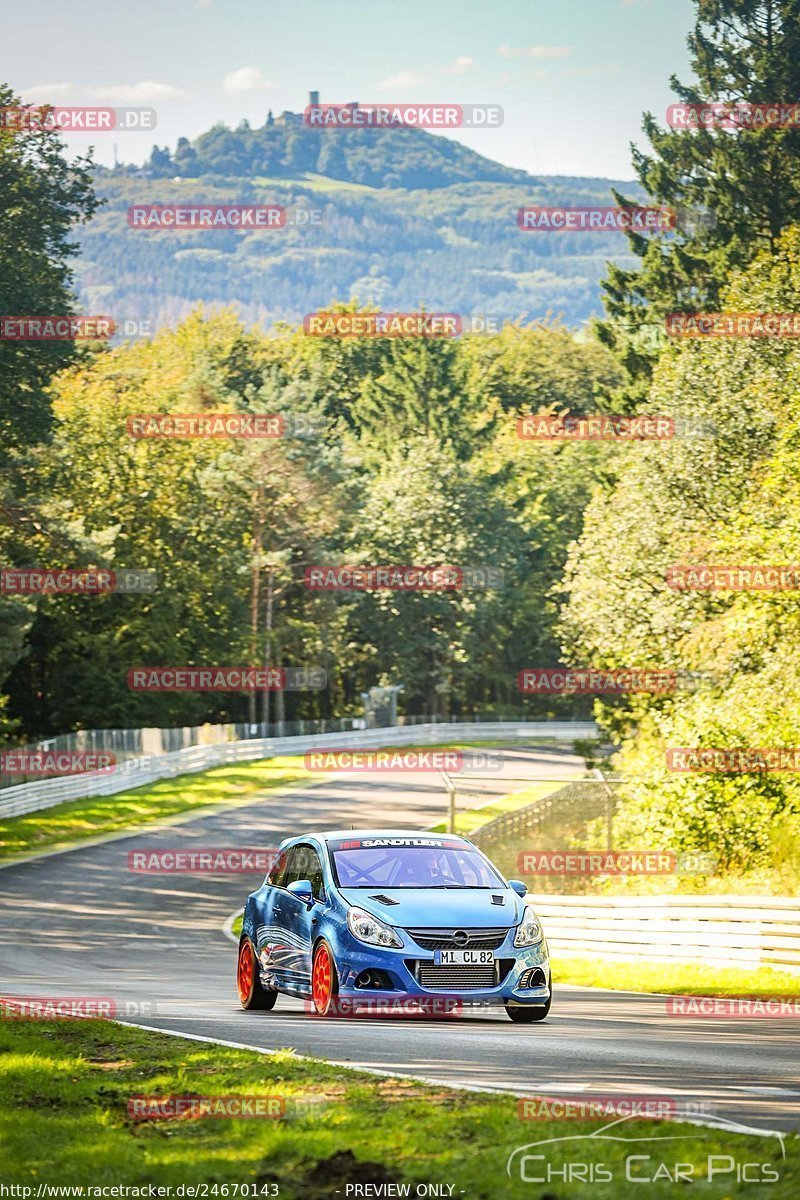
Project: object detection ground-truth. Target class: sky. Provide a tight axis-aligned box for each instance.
[6,0,696,178]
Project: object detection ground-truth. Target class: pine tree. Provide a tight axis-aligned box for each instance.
[600,0,800,399]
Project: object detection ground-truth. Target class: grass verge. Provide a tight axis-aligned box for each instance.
[552,956,800,998]
[429,779,577,836]
[0,1018,795,1197]
[0,757,314,862]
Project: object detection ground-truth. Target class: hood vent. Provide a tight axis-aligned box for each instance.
[491,894,505,905]
[369,894,400,906]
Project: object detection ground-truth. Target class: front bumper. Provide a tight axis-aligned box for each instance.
[332,928,551,1007]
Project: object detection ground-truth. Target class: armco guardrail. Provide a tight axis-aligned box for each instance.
[0,720,597,821]
[0,712,457,786]
[527,894,800,973]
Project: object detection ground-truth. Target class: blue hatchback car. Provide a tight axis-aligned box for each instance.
[236,829,551,1022]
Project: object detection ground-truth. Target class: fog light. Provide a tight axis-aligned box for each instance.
[355,969,392,990]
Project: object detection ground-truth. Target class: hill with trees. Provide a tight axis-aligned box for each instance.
[75,115,644,331]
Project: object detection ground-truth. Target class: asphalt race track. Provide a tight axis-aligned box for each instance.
[1,746,798,1136]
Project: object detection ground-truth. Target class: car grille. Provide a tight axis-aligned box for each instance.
[417,962,497,989]
[405,927,508,951]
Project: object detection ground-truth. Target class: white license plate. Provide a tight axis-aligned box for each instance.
[434,950,495,966]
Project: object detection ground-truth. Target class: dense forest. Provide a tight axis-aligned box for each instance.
[76,169,643,330]
[4,0,800,884]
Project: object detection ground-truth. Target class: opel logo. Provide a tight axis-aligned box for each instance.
[452,930,469,947]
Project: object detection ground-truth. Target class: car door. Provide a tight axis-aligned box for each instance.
[280,843,326,991]
[256,845,300,987]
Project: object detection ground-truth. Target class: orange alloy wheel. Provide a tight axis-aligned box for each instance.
[312,942,335,1014]
[237,939,255,1005]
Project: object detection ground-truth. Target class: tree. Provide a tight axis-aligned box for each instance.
[561,228,800,877]
[341,437,525,715]
[600,0,800,397]
[4,312,347,736]
[173,137,199,177]
[0,83,99,455]
[147,145,174,176]
[0,82,98,739]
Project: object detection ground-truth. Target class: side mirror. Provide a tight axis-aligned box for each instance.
[508,879,528,897]
[287,878,314,906]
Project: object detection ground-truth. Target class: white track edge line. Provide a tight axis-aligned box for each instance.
[111,1019,790,1140]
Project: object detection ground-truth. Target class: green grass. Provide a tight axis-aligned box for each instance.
[0,757,315,862]
[0,1018,795,1197]
[430,778,580,836]
[243,172,381,194]
[553,956,800,998]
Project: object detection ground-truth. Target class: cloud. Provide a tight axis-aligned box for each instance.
[92,81,190,101]
[441,56,474,76]
[222,67,277,94]
[375,57,473,88]
[21,80,189,103]
[20,82,74,101]
[375,70,426,89]
[498,44,573,59]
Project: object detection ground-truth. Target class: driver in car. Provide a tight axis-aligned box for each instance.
[413,848,455,887]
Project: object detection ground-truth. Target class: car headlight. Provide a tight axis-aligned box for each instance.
[347,905,403,948]
[514,906,544,947]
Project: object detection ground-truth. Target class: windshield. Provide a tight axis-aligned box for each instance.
[330,840,505,889]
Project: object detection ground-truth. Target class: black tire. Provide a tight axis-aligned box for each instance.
[237,937,278,1011]
[505,977,552,1023]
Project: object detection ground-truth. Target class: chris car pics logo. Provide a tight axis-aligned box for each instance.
[506,1114,784,1186]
